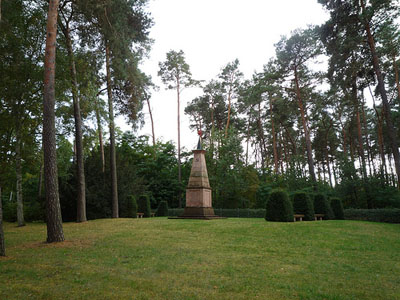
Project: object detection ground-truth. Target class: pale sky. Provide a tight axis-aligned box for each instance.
[118,0,330,151]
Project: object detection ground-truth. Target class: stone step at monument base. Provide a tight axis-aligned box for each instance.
[168,207,226,220]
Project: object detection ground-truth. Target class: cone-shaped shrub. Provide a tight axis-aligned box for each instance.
[126,195,138,218]
[156,201,169,217]
[138,194,151,218]
[265,189,294,222]
[314,193,334,220]
[331,197,344,220]
[293,192,315,221]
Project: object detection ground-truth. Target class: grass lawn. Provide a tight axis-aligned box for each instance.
[1,218,400,300]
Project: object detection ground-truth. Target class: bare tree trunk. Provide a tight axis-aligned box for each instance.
[60,20,86,223]
[176,80,182,208]
[146,96,156,147]
[224,86,232,137]
[0,187,5,256]
[15,129,25,227]
[361,97,375,176]
[245,115,251,166]
[269,97,279,174]
[371,86,388,185]
[43,0,64,243]
[361,0,400,188]
[393,54,400,102]
[94,96,105,173]
[105,42,118,218]
[294,67,316,184]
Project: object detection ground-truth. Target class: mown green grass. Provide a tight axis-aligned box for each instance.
[1,218,400,300]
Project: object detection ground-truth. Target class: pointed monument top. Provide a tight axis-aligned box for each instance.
[197,137,202,150]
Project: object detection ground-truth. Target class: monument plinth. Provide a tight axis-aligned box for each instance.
[170,137,223,219]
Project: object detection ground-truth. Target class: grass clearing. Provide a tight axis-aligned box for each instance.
[1,218,400,299]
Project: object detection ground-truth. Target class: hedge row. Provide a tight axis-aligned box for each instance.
[344,209,400,223]
[167,208,266,218]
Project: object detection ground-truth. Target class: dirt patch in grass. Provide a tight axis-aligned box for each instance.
[18,239,93,250]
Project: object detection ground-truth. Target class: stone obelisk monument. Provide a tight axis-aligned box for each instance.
[172,132,222,219]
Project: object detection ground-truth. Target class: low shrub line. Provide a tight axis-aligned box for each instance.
[344,208,400,223]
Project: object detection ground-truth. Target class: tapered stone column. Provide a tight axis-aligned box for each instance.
[170,138,223,219]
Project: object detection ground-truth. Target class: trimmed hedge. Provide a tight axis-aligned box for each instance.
[344,209,400,223]
[156,201,169,217]
[126,195,138,218]
[331,197,344,220]
[314,193,334,220]
[293,192,315,221]
[167,208,266,218]
[265,189,294,222]
[137,194,151,218]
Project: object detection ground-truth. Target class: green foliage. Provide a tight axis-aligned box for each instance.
[255,184,272,208]
[126,195,137,218]
[331,197,344,220]
[138,194,151,218]
[3,202,17,222]
[156,200,168,217]
[344,209,400,223]
[314,193,334,220]
[293,192,315,221]
[24,201,45,222]
[265,189,294,222]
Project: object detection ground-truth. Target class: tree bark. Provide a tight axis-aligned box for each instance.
[360,0,400,188]
[15,129,25,227]
[105,42,119,218]
[224,85,232,137]
[146,96,156,147]
[393,54,400,103]
[269,97,279,174]
[294,67,316,184]
[61,20,86,223]
[43,0,64,243]
[176,77,182,208]
[94,96,105,173]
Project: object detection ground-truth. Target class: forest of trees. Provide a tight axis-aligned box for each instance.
[1,0,400,243]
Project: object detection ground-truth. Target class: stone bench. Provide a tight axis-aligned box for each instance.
[315,214,325,221]
[136,213,144,218]
[294,214,305,221]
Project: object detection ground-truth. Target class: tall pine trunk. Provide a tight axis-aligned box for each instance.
[224,86,232,137]
[0,187,5,256]
[105,42,118,218]
[269,97,279,174]
[393,54,400,102]
[94,96,105,173]
[176,79,182,208]
[361,0,400,188]
[146,96,156,147]
[62,22,86,222]
[43,0,64,243]
[15,128,25,227]
[294,67,316,184]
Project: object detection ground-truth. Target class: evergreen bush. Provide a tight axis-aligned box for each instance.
[331,197,344,220]
[265,189,294,222]
[138,194,151,217]
[126,195,138,218]
[156,201,169,216]
[293,192,315,221]
[314,193,334,220]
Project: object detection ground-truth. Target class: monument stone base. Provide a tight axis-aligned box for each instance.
[169,206,225,220]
